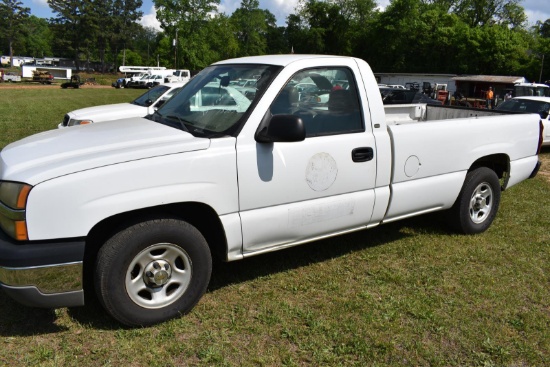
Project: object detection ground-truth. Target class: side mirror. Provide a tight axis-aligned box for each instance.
[255,114,306,143]
[541,111,549,119]
[155,99,166,108]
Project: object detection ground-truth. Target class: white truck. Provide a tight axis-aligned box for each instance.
[127,69,178,88]
[58,82,185,128]
[0,55,542,326]
[164,69,191,84]
[114,66,168,88]
[1,72,21,82]
[495,96,550,146]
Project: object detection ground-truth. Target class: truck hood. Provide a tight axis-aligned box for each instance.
[67,103,148,123]
[0,118,210,185]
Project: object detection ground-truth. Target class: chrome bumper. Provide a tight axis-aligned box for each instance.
[0,231,85,308]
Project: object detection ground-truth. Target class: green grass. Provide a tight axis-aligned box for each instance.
[0,87,143,147]
[0,89,549,366]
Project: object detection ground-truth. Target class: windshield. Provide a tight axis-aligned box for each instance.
[132,85,171,107]
[151,63,281,137]
[514,86,550,97]
[496,99,550,118]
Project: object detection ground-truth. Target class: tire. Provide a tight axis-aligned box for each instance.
[448,167,501,234]
[94,218,212,326]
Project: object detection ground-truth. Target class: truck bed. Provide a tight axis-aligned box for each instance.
[383,106,540,222]
[384,104,511,125]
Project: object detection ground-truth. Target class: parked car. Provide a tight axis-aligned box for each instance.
[495,96,550,146]
[58,82,184,128]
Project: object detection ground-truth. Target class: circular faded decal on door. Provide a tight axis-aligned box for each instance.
[306,153,338,191]
[404,155,421,177]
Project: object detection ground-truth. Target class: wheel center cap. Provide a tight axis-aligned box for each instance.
[144,260,172,287]
[474,196,484,209]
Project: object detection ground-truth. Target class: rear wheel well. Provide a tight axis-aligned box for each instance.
[83,203,228,299]
[469,154,510,189]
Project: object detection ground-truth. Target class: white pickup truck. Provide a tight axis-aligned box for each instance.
[58,82,185,128]
[1,72,21,82]
[164,69,191,84]
[0,55,542,326]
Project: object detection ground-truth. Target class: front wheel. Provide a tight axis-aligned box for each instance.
[94,218,212,326]
[447,167,501,234]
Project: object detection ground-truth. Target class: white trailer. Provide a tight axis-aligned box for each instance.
[21,66,72,80]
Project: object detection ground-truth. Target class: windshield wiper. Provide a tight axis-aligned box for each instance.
[166,115,190,132]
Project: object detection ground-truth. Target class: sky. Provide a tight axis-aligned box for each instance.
[22,0,550,31]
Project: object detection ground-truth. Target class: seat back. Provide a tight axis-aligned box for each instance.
[305,89,362,136]
[271,87,299,115]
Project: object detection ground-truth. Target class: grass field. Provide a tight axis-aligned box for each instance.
[0,87,549,366]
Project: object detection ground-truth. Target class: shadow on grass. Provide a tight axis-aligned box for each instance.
[0,290,67,335]
[208,213,449,292]
[0,213,449,334]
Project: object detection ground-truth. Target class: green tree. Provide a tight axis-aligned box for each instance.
[48,0,99,70]
[22,16,53,58]
[532,19,550,82]
[116,48,143,65]
[0,0,30,65]
[230,0,268,56]
[292,0,358,55]
[368,0,426,71]
[133,26,161,66]
[154,0,220,69]
[453,0,525,27]
[285,13,308,53]
[539,19,550,38]
[500,1,527,29]
[206,14,239,61]
[104,0,144,71]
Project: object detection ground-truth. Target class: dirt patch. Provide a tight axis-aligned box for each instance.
[0,83,110,89]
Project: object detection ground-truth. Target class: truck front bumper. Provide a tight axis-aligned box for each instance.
[0,230,85,308]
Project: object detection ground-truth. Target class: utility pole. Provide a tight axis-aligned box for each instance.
[539,54,545,83]
[173,28,178,69]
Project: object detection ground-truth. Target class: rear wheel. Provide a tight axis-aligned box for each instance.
[448,167,501,234]
[94,218,212,326]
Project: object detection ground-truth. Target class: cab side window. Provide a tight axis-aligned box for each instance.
[270,67,363,137]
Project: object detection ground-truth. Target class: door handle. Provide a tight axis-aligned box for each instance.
[352,147,374,162]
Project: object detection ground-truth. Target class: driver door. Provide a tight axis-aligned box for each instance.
[237,64,378,255]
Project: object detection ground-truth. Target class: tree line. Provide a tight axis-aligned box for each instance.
[0,0,548,82]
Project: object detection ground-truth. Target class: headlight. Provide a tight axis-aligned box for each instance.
[69,119,94,126]
[0,181,32,240]
[0,182,31,209]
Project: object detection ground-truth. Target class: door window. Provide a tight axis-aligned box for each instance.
[270,67,363,137]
